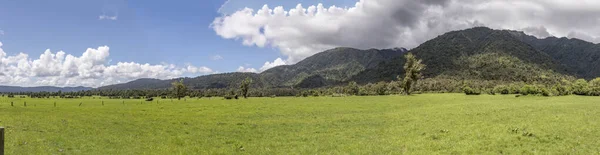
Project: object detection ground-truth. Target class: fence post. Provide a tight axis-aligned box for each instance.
[1,126,4,155]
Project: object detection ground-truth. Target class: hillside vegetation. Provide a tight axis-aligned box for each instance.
[95,27,600,93]
[99,48,405,90]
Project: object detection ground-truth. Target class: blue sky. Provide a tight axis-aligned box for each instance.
[0,0,354,74]
[1,0,599,87]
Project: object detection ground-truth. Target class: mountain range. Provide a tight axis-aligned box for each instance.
[3,27,600,92]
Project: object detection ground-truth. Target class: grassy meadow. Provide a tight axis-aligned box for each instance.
[1,94,600,154]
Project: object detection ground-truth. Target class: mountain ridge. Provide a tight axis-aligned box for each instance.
[38,27,600,91]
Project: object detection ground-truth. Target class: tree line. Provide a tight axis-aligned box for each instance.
[2,53,600,98]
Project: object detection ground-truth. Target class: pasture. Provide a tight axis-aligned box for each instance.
[1,94,599,154]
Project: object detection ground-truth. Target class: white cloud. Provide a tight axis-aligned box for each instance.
[236,66,258,73]
[260,57,286,71]
[99,15,118,20]
[210,55,224,60]
[186,65,213,73]
[212,0,600,64]
[0,42,212,87]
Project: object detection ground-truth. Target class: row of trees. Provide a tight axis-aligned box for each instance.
[2,53,599,98]
[461,78,600,96]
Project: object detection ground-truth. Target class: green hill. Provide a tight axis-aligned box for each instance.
[99,27,600,90]
[98,47,405,90]
[352,27,572,84]
[260,47,405,88]
[509,31,600,79]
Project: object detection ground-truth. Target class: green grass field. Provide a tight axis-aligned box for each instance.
[1,94,600,154]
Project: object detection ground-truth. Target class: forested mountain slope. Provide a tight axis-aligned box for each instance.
[98,27,600,90]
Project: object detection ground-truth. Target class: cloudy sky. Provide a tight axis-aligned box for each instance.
[1,0,599,87]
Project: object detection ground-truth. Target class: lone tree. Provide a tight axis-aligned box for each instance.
[240,77,253,98]
[171,79,187,100]
[401,53,426,95]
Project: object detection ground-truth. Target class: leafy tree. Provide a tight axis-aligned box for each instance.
[240,77,253,98]
[346,81,359,96]
[401,53,426,95]
[171,79,187,100]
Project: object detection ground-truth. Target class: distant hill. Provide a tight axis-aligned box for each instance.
[0,86,92,93]
[98,47,406,90]
[509,31,600,79]
[260,47,406,88]
[98,27,600,90]
[352,27,573,84]
[98,73,261,90]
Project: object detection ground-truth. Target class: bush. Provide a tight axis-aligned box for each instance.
[588,87,600,96]
[540,88,551,97]
[493,85,511,94]
[520,85,539,95]
[375,82,389,95]
[485,88,495,95]
[572,79,590,95]
[463,86,481,95]
[588,78,600,96]
[301,91,309,97]
[552,84,571,96]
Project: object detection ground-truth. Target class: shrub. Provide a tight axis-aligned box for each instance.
[485,88,495,95]
[572,79,590,95]
[520,85,539,95]
[493,85,510,94]
[508,84,522,94]
[301,91,309,97]
[375,82,389,95]
[540,88,551,97]
[552,84,571,96]
[463,86,481,95]
[588,78,600,96]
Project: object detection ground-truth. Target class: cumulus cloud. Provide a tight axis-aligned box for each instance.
[0,42,213,87]
[567,31,600,43]
[212,0,600,64]
[99,15,118,20]
[522,26,552,38]
[210,55,224,60]
[260,57,286,71]
[236,66,258,73]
